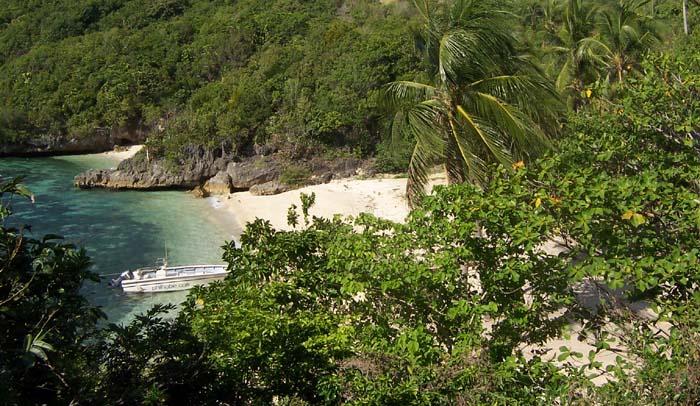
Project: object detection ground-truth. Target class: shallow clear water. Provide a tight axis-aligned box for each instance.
[0,154,240,324]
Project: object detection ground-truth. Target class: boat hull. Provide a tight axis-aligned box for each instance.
[117,264,228,293]
[121,274,228,293]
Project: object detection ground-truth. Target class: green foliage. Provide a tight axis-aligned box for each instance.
[374,130,414,173]
[0,0,419,160]
[145,46,700,403]
[518,0,665,108]
[618,45,700,140]
[0,178,103,404]
[2,2,700,405]
[85,303,227,404]
[541,46,700,402]
[177,187,577,403]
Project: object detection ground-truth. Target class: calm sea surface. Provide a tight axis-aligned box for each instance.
[0,154,240,324]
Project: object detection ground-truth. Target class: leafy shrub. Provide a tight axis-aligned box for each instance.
[0,179,103,404]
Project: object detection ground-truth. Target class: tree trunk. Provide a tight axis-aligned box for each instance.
[683,0,690,35]
[617,63,623,84]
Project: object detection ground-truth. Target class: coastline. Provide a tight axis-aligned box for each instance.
[214,174,447,232]
[100,144,144,163]
[89,143,244,245]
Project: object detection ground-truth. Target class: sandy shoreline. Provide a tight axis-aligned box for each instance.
[217,176,415,232]
[99,145,430,232]
[101,144,143,162]
[97,144,422,231]
[200,174,444,232]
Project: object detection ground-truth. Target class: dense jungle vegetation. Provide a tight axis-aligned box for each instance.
[0,0,420,159]
[2,0,700,404]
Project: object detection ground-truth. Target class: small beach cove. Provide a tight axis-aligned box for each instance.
[0,148,240,324]
[0,147,424,324]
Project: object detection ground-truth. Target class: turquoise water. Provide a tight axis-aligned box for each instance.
[0,154,241,324]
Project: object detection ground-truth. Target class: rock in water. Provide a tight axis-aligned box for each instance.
[74,147,226,190]
[0,126,146,156]
[203,171,232,195]
[74,151,365,193]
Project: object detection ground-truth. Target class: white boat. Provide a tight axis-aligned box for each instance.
[110,262,228,293]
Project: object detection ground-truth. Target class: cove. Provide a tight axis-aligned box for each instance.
[0,153,240,324]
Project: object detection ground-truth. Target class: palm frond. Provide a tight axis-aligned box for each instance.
[471,75,539,99]
[383,81,437,111]
[389,110,407,147]
[637,31,659,49]
[455,105,514,167]
[438,30,490,85]
[400,100,448,207]
[437,21,517,85]
[578,37,612,65]
[473,92,551,156]
[407,100,447,151]
[406,139,439,207]
[469,71,562,136]
[448,115,488,186]
[556,58,573,92]
[412,0,433,22]
[471,73,559,109]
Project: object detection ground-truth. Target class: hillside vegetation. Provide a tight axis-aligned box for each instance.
[0,0,418,159]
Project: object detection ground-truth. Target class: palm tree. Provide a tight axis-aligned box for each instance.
[521,0,561,36]
[386,0,562,206]
[682,0,700,35]
[582,0,661,84]
[520,0,563,67]
[546,0,602,106]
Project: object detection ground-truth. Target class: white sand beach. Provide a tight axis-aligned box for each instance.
[221,176,413,231]
[101,144,143,162]
[210,173,445,231]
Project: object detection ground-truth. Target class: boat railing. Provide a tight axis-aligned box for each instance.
[164,264,226,270]
[123,265,227,281]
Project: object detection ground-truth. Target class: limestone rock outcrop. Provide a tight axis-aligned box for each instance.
[74,146,226,190]
[1,126,146,157]
[203,171,232,195]
[74,149,369,196]
[226,156,281,190]
[249,181,290,196]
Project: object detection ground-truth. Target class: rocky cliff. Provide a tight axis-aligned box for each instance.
[0,127,146,157]
[74,146,226,190]
[75,149,367,196]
